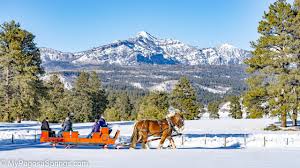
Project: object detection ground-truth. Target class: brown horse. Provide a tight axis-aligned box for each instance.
[130,112,184,149]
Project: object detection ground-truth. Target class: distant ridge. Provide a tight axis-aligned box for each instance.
[40,31,252,67]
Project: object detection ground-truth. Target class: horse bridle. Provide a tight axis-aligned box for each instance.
[166,117,179,134]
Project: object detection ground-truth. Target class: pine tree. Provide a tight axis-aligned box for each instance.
[207,101,220,119]
[104,92,133,121]
[104,107,120,121]
[66,71,107,122]
[115,93,133,120]
[229,96,243,119]
[89,72,107,117]
[40,74,65,122]
[288,0,300,126]
[242,76,268,118]
[0,21,44,122]
[170,77,200,120]
[71,72,92,122]
[244,0,297,127]
[137,92,169,120]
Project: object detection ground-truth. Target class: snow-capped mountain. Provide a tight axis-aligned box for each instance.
[202,44,251,65]
[40,31,251,66]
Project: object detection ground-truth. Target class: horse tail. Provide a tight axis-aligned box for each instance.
[130,122,139,149]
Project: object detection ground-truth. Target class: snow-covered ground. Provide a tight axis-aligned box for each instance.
[1,119,300,168]
[1,148,299,168]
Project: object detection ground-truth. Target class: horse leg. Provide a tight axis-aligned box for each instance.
[137,133,143,143]
[129,137,137,149]
[158,134,168,149]
[168,137,176,149]
[146,142,151,149]
[129,144,136,150]
[130,126,139,149]
[131,130,144,149]
[141,133,149,149]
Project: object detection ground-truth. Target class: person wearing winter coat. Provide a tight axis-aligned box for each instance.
[41,117,51,131]
[99,115,112,134]
[87,117,101,138]
[99,117,108,128]
[87,115,111,138]
[62,117,73,132]
[41,117,55,137]
[58,117,73,137]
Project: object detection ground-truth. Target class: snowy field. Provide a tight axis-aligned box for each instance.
[1,118,300,168]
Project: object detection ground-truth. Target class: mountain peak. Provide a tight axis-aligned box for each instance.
[136,31,157,40]
[219,43,236,50]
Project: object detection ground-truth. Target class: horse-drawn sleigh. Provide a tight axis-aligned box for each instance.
[40,127,120,148]
[40,112,184,149]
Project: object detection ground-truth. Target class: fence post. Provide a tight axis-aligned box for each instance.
[244,134,247,147]
[263,137,266,147]
[224,137,227,147]
[286,138,289,146]
[11,134,14,144]
[34,130,37,143]
[181,135,184,146]
[204,134,207,145]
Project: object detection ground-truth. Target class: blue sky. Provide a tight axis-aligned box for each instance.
[0,0,292,52]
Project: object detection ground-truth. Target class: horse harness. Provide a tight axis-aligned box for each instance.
[166,117,179,134]
[157,120,163,135]
[139,117,178,137]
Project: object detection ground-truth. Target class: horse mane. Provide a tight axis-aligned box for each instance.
[166,107,181,118]
[166,112,176,118]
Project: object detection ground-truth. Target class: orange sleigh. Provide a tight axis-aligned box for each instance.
[40,127,120,147]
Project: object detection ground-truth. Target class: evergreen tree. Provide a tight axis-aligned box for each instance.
[68,71,107,122]
[72,72,92,122]
[104,92,133,121]
[114,93,133,120]
[229,96,243,119]
[55,91,75,122]
[170,77,200,120]
[242,76,268,118]
[207,101,220,119]
[288,0,300,126]
[40,74,65,122]
[89,72,107,117]
[0,21,44,122]
[137,92,169,120]
[244,0,297,127]
[104,107,120,121]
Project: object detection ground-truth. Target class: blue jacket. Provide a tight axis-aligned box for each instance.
[99,118,108,127]
[91,118,108,132]
[92,121,100,132]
